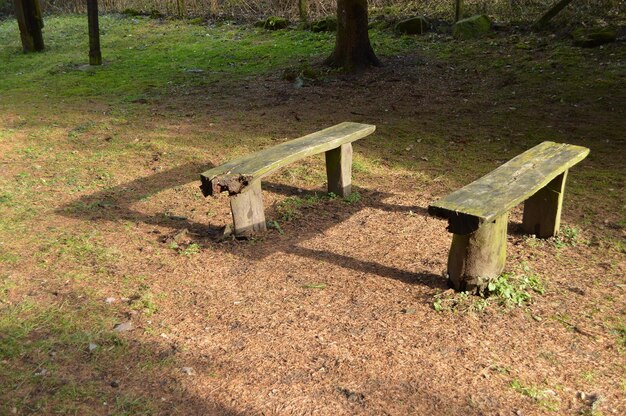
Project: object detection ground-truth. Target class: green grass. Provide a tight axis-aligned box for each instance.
[510,378,560,411]
[0,15,339,107]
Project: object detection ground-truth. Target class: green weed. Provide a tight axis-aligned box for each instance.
[267,220,284,234]
[433,270,546,313]
[131,291,159,316]
[553,226,580,248]
[487,272,544,307]
[343,191,361,204]
[180,243,200,256]
[276,195,323,221]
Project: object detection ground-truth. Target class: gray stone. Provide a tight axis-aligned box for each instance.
[113,321,133,332]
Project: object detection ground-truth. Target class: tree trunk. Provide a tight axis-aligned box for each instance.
[14,0,44,52]
[454,0,462,22]
[298,0,308,24]
[87,0,102,65]
[325,0,380,72]
[534,0,575,29]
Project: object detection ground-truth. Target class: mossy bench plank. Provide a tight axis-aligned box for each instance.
[428,141,589,292]
[200,122,375,197]
[200,122,376,237]
[428,141,589,235]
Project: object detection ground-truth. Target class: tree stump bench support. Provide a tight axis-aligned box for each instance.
[428,141,589,292]
[200,122,376,238]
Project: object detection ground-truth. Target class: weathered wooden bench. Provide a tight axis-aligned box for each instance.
[428,141,590,292]
[200,122,376,237]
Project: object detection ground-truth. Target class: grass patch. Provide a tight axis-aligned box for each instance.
[276,194,325,221]
[0,16,339,108]
[553,226,581,248]
[510,378,560,411]
[302,283,327,289]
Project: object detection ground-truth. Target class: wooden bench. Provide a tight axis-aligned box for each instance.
[200,122,376,237]
[428,141,590,292]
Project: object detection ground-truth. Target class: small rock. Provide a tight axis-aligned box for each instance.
[113,321,133,332]
[311,17,337,33]
[402,308,417,315]
[34,368,48,376]
[293,77,304,89]
[110,380,120,388]
[88,343,98,352]
[395,16,429,35]
[181,367,196,376]
[105,297,116,304]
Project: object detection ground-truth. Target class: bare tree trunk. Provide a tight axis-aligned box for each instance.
[87,0,102,65]
[14,0,44,52]
[534,0,575,29]
[298,0,308,24]
[455,0,462,22]
[325,0,380,72]
[177,0,187,18]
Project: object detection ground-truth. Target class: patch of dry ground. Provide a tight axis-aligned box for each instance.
[2,40,625,415]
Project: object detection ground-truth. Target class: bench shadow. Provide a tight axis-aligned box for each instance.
[58,161,224,237]
[286,246,447,289]
[58,163,442,289]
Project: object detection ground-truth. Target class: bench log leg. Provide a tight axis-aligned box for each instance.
[229,180,266,238]
[325,143,352,197]
[522,171,567,238]
[447,212,508,293]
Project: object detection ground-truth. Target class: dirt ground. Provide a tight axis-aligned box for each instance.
[1,22,625,416]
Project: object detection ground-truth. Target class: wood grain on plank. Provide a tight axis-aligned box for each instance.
[200,122,375,196]
[428,141,589,234]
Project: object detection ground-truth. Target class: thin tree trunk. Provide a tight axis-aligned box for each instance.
[14,0,44,52]
[298,0,308,24]
[325,0,380,72]
[455,0,462,22]
[177,0,187,18]
[87,0,102,65]
[534,0,575,29]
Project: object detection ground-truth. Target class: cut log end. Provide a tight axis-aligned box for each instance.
[200,174,254,197]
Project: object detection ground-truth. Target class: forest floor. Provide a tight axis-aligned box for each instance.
[0,14,624,416]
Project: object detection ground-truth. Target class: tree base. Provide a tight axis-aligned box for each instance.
[324,50,381,72]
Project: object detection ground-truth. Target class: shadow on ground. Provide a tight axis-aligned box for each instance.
[58,162,445,290]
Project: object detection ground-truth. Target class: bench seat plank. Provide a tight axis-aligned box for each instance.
[200,122,376,196]
[428,141,589,234]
